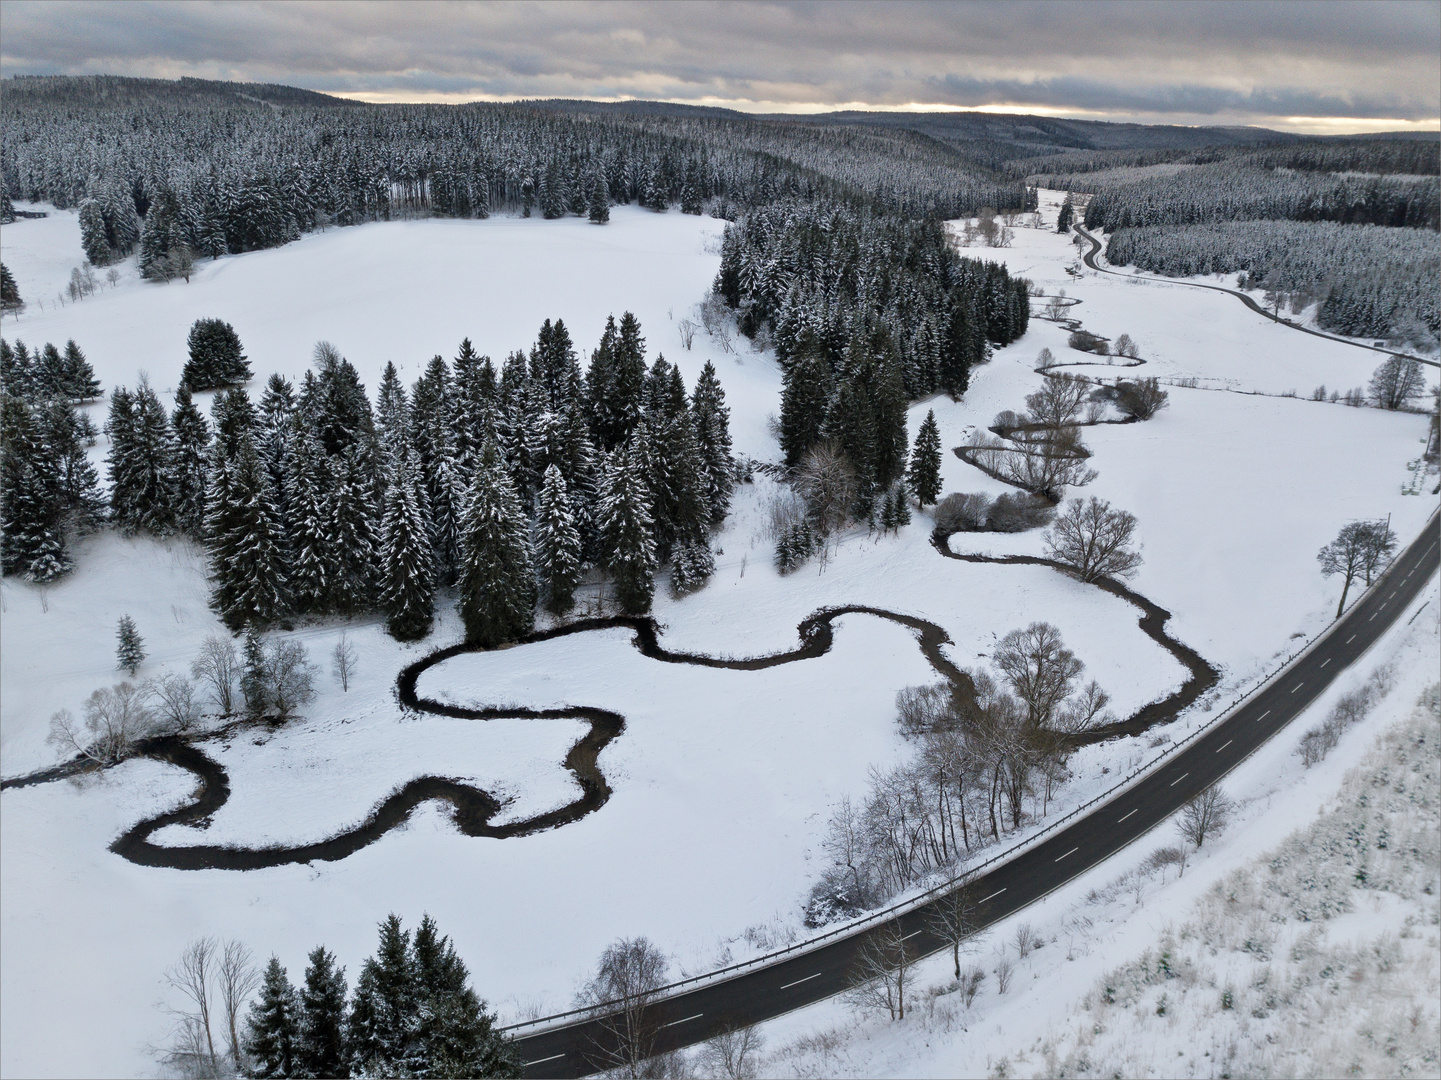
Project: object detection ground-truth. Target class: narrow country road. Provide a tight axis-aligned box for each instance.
[509,510,1439,1077]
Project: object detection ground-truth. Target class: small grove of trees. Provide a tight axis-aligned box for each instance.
[1043,497,1143,582]
[45,632,317,768]
[805,622,1113,925]
[162,914,519,1079]
[1317,518,1397,617]
[1368,355,1426,411]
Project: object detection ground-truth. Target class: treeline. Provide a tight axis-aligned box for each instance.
[1,83,1032,276]
[1080,164,1439,231]
[1104,220,1441,341]
[1017,136,1441,180]
[0,339,105,579]
[1,314,736,645]
[713,200,1028,513]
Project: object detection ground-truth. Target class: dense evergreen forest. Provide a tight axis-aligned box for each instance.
[1,314,738,642]
[1105,221,1440,340]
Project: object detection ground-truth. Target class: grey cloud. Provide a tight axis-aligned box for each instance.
[1,0,1436,124]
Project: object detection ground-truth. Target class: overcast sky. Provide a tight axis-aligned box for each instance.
[2,0,1438,133]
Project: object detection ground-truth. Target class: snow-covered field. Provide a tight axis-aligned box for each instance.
[1,194,1435,1077]
[746,581,1440,1079]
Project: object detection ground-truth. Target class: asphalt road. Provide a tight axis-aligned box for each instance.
[511,509,1439,1077]
[1072,224,1440,370]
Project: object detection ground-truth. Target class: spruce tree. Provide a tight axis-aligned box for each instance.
[598,437,657,615]
[907,408,943,507]
[691,360,734,525]
[296,947,349,1080]
[457,441,535,647]
[287,436,336,615]
[375,360,410,458]
[209,438,289,630]
[780,337,833,468]
[330,446,377,616]
[183,318,250,390]
[61,340,100,401]
[412,915,521,1079]
[670,539,715,595]
[348,915,417,1076]
[587,173,610,224]
[108,383,179,535]
[171,385,210,535]
[1056,196,1074,233]
[379,452,436,641]
[536,464,581,616]
[245,956,299,1080]
[116,615,145,675]
[241,628,267,716]
[610,312,648,447]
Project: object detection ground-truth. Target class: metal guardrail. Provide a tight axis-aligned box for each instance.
[501,517,1435,1037]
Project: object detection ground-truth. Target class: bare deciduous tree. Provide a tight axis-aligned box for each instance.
[1368,356,1426,411]
[698,1023,764,1079]
[676,317,697,351]
[191,635,241,715]
[576,937,671,1078]
[165,938,221,1078]
[1043,497,1143,582]
[218,940,260,1071]
[331,632,357,693]
[845,922,914,1020]
[1013,922,1037,959]
[1177,785,1234,849]
[993,623,1084,732]
[927,881,980,980]
[1318,519,1395,618]
[265,639,316,719]
[1025,373,1091,430]
[48,682,157,765]
[794,441,857,540]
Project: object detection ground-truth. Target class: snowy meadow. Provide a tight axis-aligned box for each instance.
[1,192,1436,1078]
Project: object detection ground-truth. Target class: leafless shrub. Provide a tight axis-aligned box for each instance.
[1114,378,1170,420]
[148,673,202,733]
[959,965,986,1008]
[676,317,698,350]
[995,957,1015,994]
[1178,785,1234,849]
[935,492,990,534]
[987,492,1055,533]
[1068,330,1109,354]
[191,635,241,715]
[1043,497,1143,582]
[896,683,956,739]
[1013,922,1037,959]
[698,1024,764,1079]
[1145,846,1186,875]
[48,682,158,765]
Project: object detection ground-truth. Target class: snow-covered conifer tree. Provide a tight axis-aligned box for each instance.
[244,956,298,1080]
[907,408,943,507]
[116,615,145,675]
[598,437,658,615]
[691,360,734,525]
[536,463,581,616]
[457,441,535,647]
[379,452,436,641]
